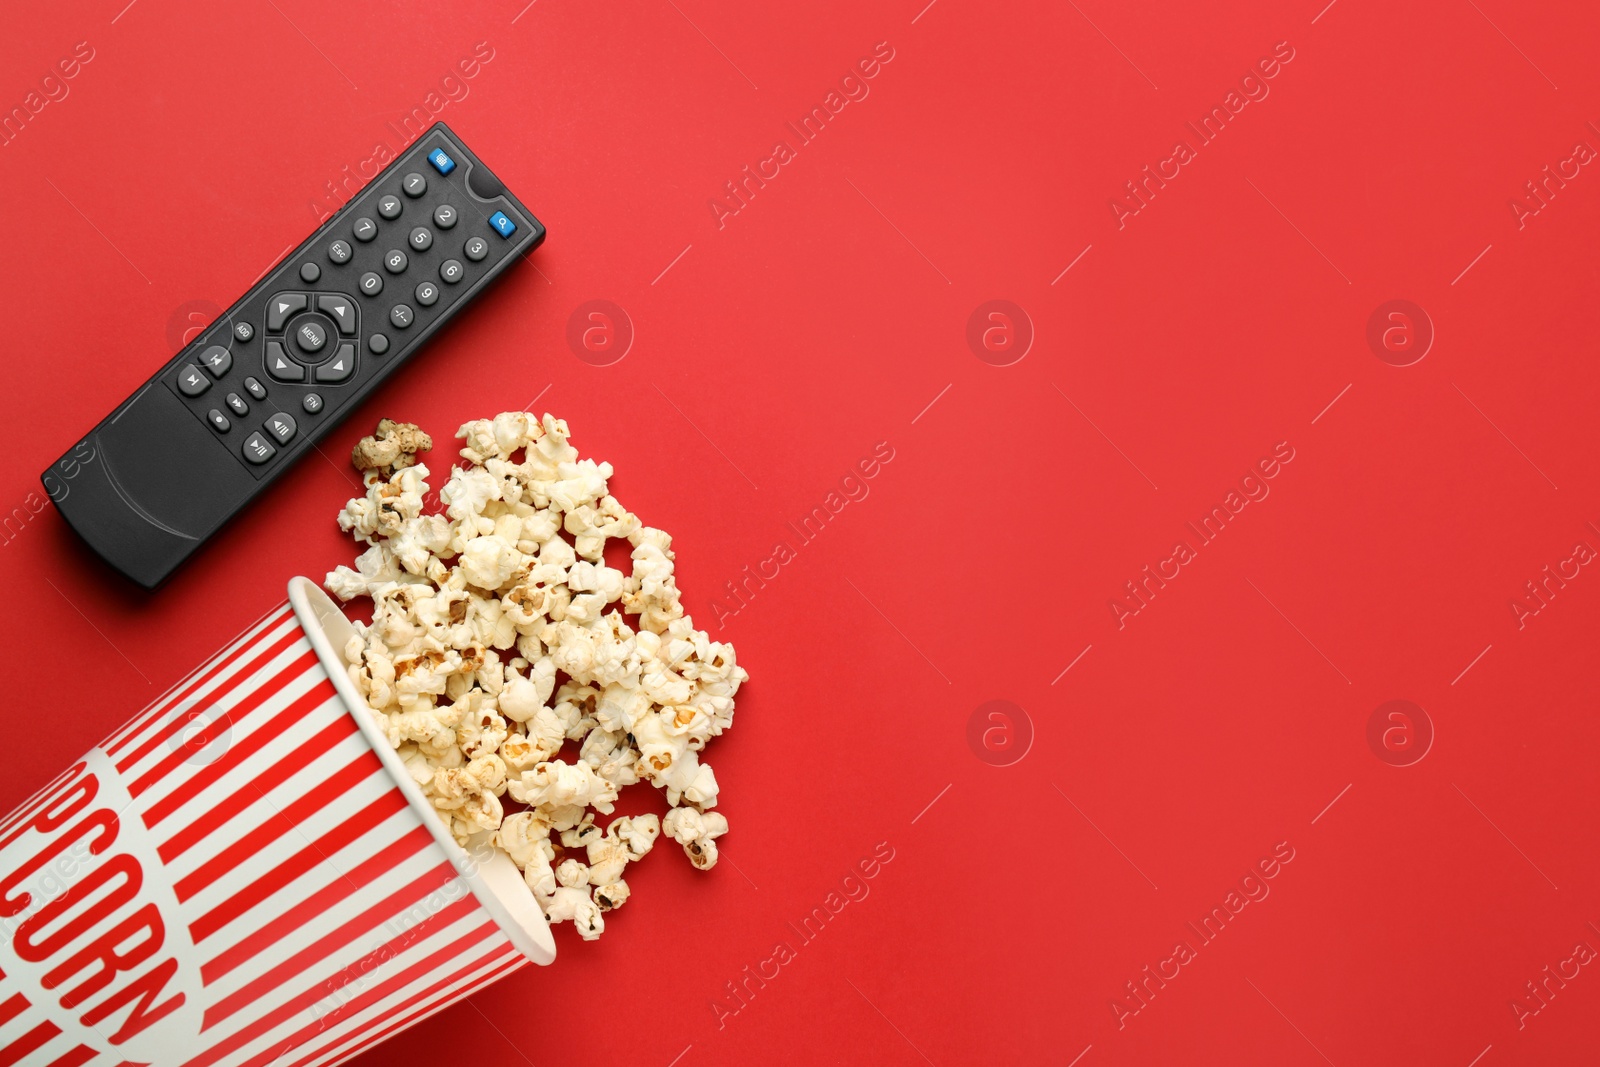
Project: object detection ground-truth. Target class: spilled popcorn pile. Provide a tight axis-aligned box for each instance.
[325,413,747,939]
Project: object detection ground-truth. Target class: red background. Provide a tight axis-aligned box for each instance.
[4,0,1599,1064]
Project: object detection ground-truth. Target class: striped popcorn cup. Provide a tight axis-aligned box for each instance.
[0,577,555,1067]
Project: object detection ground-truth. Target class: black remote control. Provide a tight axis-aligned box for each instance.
[41,121,544,589]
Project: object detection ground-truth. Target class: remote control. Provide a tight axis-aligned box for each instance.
[41,121,545,589]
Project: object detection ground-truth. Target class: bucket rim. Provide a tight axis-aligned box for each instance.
[287,576,557,966]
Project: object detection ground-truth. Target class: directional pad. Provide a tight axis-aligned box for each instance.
[261,290,360,386]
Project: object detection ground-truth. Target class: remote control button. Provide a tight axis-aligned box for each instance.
[402,172,427,198]
[317,294,357,334]
[390,304,414,329]
[359,272,384,297]
[302,392,325,414]
[264,412,297,444]
[489,211,516,238]
[378,195,402,220]
[234,321,254,342]
[207,409,230,433]
[267,293,308,331]
[428,147,456,175]
[383,249,408,274]
[369,333,390,355]
[177,364,210,396]
[225,392,248,416]
[299,262,321,283]
[415,281,439,307]
[265,341,305,382]
[352,218,378,242]
[199,345,232,378]
[328,240,353,264]
[242,432,277,465]
[295,320,327,354]
[243,376,267,400]
[434,204,458,229]
[464,236,488,261]
[409,226,432,252]
[439,259,464,284]
[316,344,356,382]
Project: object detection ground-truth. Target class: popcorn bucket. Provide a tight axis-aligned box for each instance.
[0,577,555,1067]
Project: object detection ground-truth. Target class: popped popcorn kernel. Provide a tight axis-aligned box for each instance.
[327,412,749,941]
[351,418,433,475]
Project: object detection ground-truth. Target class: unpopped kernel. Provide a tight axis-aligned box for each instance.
[327,413,747,940]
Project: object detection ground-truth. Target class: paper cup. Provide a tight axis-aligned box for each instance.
[0,577,554,1067]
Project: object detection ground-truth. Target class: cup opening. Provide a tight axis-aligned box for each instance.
[287,576,557,966]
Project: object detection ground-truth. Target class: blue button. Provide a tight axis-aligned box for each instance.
[428,148,456,175]
[489,211,516,238]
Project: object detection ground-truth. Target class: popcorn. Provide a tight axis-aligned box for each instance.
[555,858,591,888]
[507,760,619,814]
[459,535,522,590]
[498,673,545,723]
[351,418,433,474]
[326,542,406,600]
[544,885,605,940]
[593,880,630,911]
[327,411,748,941]
[586,813,659,885]
[663,807,729,871]
[497,811,553,867]
[580,727,641,789]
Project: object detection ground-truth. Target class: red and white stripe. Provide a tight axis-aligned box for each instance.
[0,601,531,1067]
